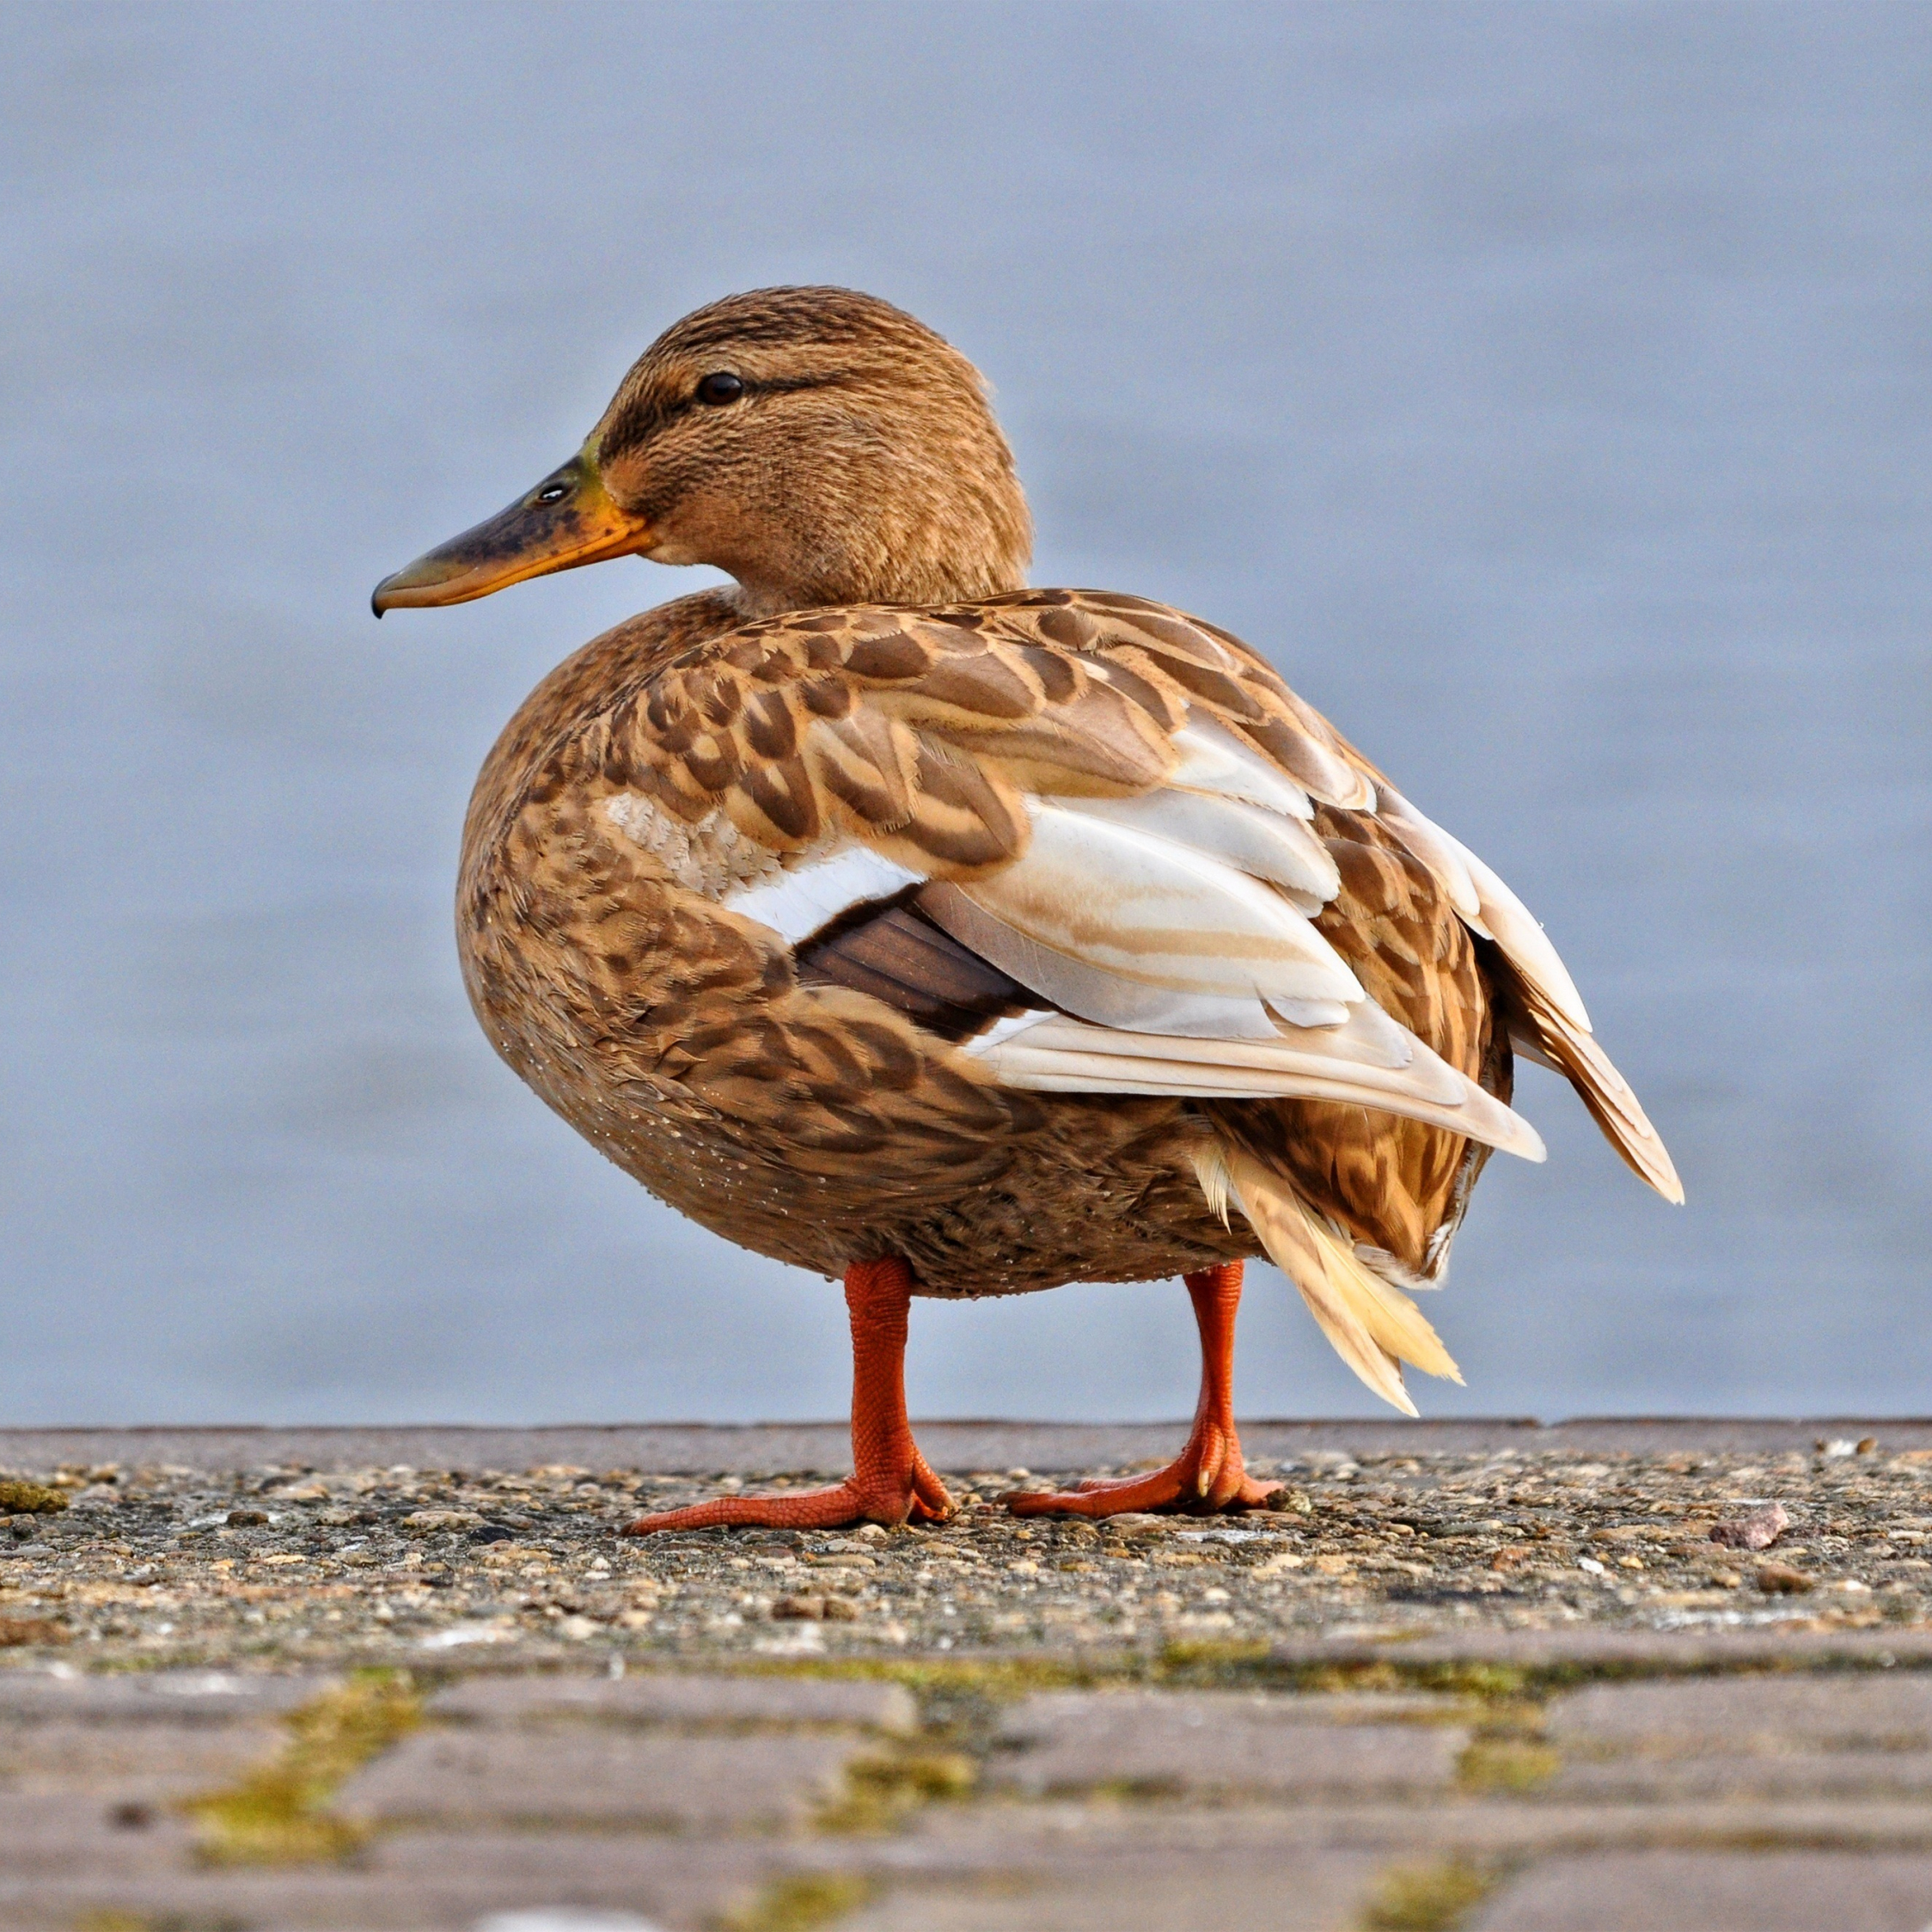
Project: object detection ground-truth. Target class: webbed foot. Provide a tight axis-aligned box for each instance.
[1001,1263,1282,1519]
[622,1256,954,1537]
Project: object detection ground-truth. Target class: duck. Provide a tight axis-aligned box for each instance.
[372,286,1680,1533]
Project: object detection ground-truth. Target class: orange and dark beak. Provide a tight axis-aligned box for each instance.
[370,451,649,615]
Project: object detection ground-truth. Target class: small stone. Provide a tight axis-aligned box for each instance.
[1249,1493,1314,1519]
[1757,1563,1813,1595]
[0,1617,69,1646]
[0,1480,68,1515]
[772,1595,831,1620]
[400,1508,484,1536]
[224,1508,268,1527]
[1710,1503,1789,1550]
[849,1523,889,1544]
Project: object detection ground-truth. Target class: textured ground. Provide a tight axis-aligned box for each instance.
[5,1421,1932,1929]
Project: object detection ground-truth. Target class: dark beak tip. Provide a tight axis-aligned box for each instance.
[370,569,405,618]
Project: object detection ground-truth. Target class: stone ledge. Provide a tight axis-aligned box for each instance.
[3,1424,1929,1666]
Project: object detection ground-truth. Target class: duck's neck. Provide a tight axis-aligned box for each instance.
[729,537,1030,617]
[722,474,1033,617]
[731,560,1024,620]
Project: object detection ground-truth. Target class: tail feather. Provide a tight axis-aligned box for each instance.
[1207,1143,1464,1416]
[1512,988,1684,1206]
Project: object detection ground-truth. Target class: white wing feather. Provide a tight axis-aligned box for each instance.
[1058,789,1337,911]
[974,1011,1544,1161]
[724,846,922,945]
[1169,718,1319,817]
[924,800,1362,1039]
[709,699,1656,1198]
[1373,783,1587,1030]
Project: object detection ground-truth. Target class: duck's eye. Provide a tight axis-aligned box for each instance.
[533,481,572,505]
[695,371,744,406]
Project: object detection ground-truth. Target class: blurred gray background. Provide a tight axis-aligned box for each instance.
[3,3,1926,1426]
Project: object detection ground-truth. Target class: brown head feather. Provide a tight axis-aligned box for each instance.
[591,287,1032,615]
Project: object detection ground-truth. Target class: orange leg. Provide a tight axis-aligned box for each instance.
[1007,1262,1283,1519]
[622,1256,952,1536]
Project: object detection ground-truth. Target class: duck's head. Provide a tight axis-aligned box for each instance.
[373,286,1032,620]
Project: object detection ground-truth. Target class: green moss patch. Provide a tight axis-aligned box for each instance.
[76,1916,248,1932]
[818,1746,977,1833]
[183,1672,421,1865]
[721,1872,876,1931]
[1360,1857,1498,1931]
[1458,1737,1562,1793]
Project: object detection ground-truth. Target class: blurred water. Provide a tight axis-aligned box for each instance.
[2,3,1926,1425]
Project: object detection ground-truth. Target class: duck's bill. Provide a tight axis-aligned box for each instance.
[370,455,649,614]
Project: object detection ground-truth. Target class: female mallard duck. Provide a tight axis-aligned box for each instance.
[374,287,1679,1532]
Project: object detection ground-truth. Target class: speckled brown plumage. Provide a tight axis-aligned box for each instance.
[457,588,1255,1297]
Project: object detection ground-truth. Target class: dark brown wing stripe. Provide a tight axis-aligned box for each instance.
[796,897,1033,1042]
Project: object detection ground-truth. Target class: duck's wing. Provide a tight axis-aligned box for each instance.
[614,590,1672,1177]
[602,589,1678,1407]
[608,595,1525,1145]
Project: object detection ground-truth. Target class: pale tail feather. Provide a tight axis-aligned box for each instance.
[1515,989,1684,1206]
[1372,783,1590,1031]
[1208,1144,1465,1416]
[1371,786,1680,1204]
